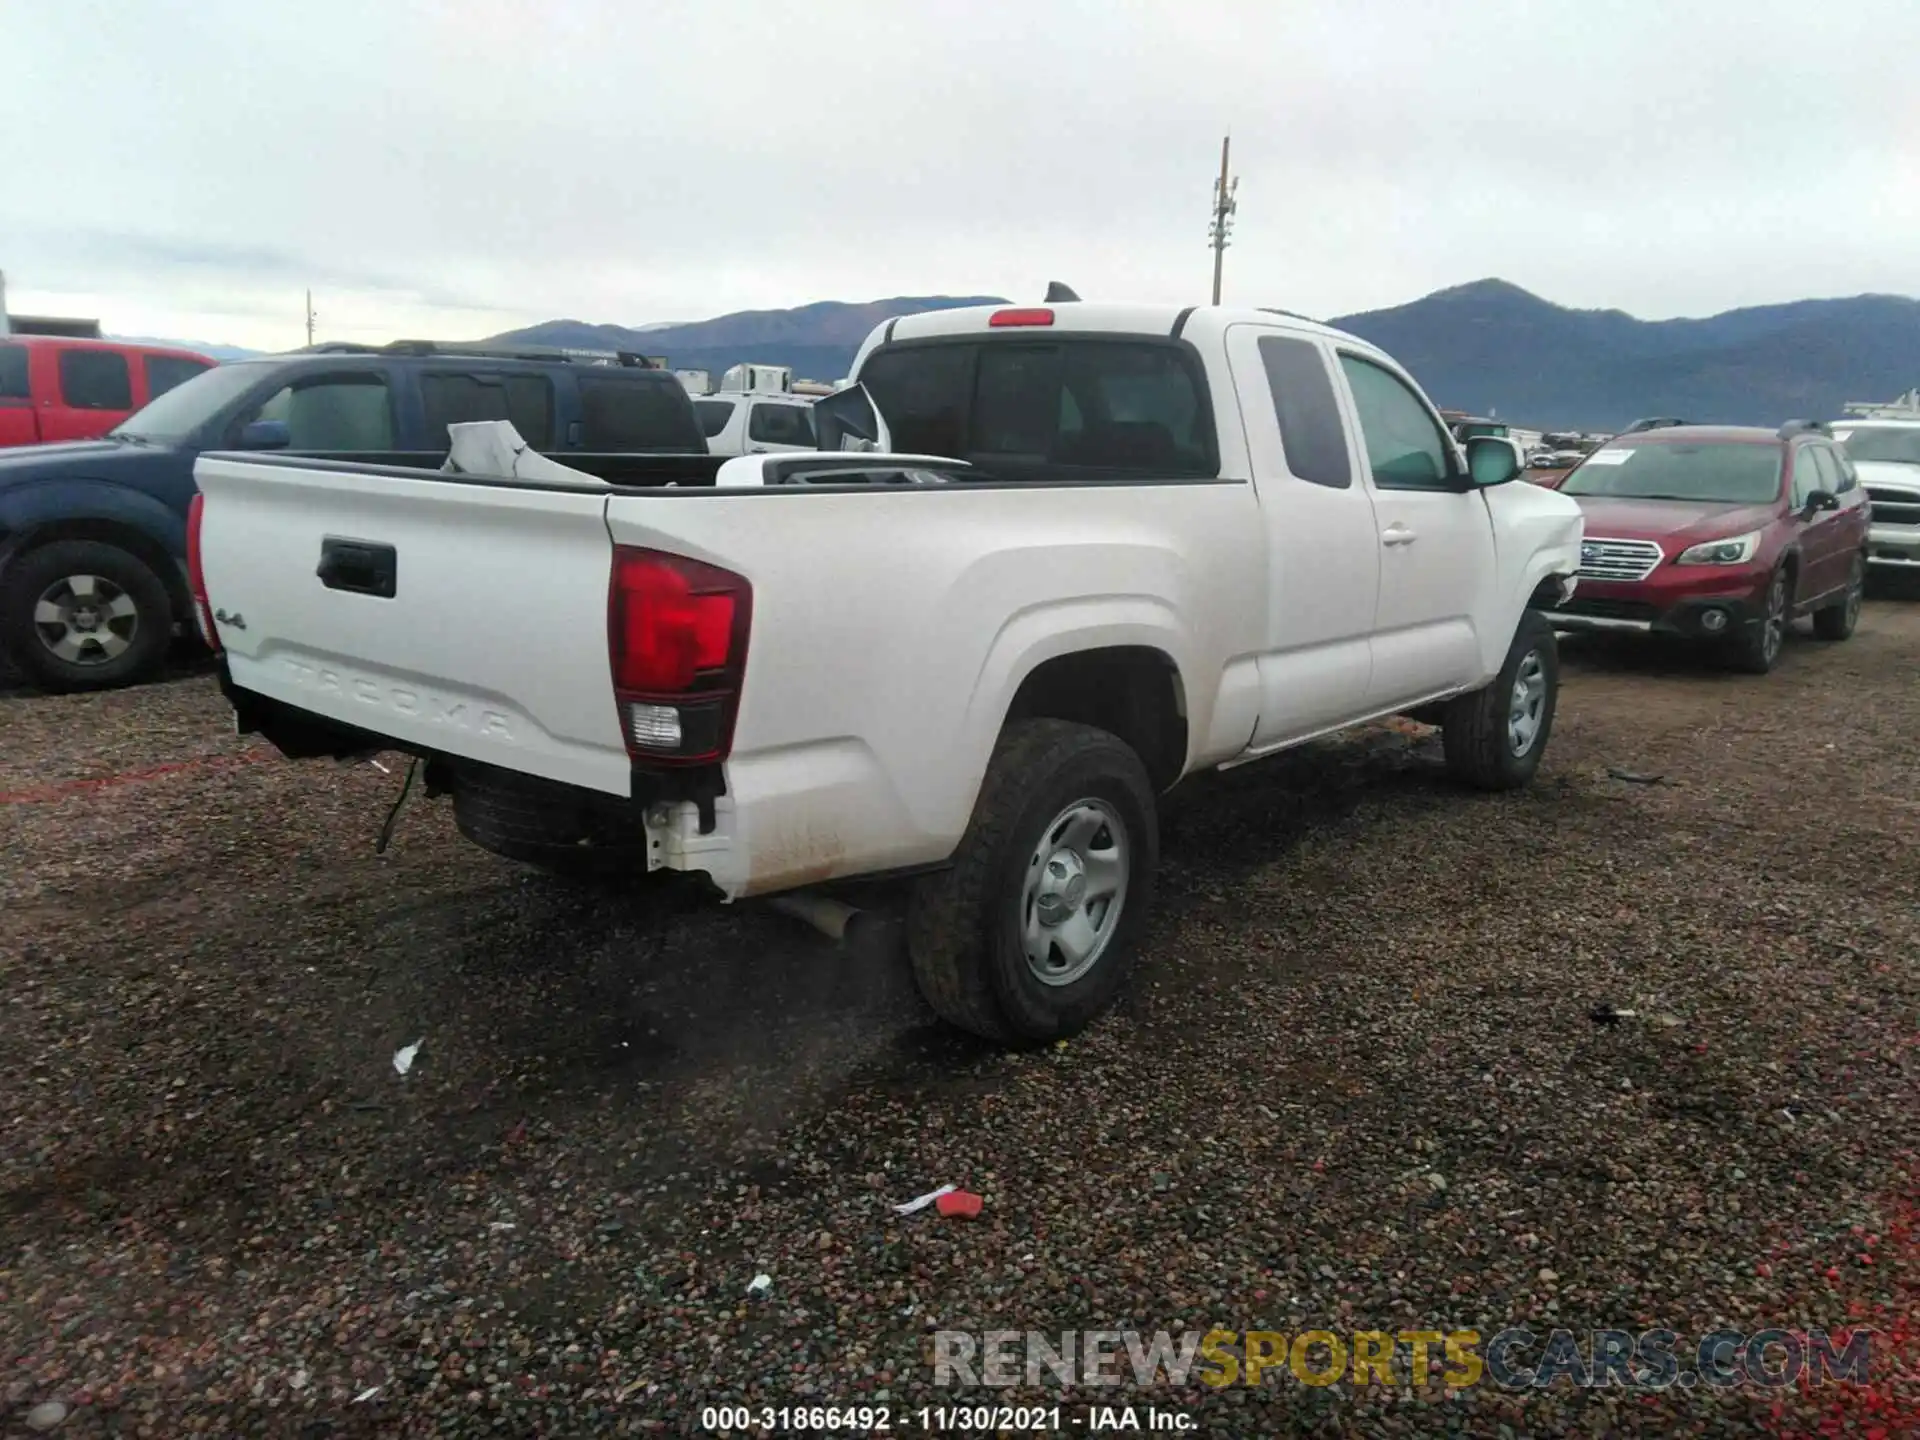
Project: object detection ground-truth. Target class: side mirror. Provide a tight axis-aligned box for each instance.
[1464,435,1521,488]
[1804,488,1839,515]
[236,419,291,450]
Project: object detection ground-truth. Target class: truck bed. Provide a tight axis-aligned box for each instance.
[193,448,1266,895]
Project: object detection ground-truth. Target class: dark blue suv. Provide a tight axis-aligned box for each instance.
[0,342,707,693]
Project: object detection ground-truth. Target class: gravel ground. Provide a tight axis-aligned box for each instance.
[2,603,1917,1438]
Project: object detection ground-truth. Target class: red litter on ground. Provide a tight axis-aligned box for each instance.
[935,1189,984,1219]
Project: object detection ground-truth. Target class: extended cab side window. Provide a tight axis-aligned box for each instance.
[1337,353,1453,491]
[1257,335,1352,489]
[0,344,27,400]
[243,374,396,451]
[421,371,555,448]
[58,349,134,410]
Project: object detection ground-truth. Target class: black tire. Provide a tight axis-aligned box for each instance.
[1441,609,1560,791]
[0,540,174,694]
[906,719,1158,1046]
[450,764,643,877]
[1726,565,1790,673]
[1811,553,1864,642]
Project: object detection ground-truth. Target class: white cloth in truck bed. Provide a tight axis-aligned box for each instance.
[441,421,608,488]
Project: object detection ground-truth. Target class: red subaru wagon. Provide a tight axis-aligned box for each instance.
[0,336,218,448]
[1548,421,1871,674]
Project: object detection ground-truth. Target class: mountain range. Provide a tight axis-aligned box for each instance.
[488,296,1008,391]
[137,281,1920,431]
[1323,280,1920,430]
[486,281,1920,430]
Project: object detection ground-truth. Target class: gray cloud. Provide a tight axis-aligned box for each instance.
[3,0,1916,348]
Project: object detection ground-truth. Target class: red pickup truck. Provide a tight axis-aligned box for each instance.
[0,336,217,448]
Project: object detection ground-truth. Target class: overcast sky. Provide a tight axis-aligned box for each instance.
[5,0,1917,351]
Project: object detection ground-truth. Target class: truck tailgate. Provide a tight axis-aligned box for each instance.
[194,455,632,796]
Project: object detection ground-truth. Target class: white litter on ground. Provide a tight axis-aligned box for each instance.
[891,1184,957,1215]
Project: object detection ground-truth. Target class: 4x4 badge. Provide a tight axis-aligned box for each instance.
[214,608,247,630]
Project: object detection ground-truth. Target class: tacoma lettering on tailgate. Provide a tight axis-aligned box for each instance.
[282,660,515,740]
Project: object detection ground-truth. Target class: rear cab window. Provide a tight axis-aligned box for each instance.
[858,337,1217,479]
[576,373,704,452]
[58,349,134,410]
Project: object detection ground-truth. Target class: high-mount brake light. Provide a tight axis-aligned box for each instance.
[607,547,752,766]
[185,492,220,654]
[988,308,1055,328]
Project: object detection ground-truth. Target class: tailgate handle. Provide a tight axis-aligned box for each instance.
[317,537,398,599]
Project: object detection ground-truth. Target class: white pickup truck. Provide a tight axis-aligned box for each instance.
[190,300,1583,1046]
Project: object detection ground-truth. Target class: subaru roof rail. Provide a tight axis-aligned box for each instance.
[299,339,661,367]
[1777,418,1832,439]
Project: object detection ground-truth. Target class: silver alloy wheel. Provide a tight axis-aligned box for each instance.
[1761,571,1787,664]
[1845,558,1863,629]
[1508,649,1547,756]
[1021,797,1129,987]
[32,573,139,665]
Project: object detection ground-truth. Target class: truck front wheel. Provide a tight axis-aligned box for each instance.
[906,719,1159,1046]
[1440,609,1560,791]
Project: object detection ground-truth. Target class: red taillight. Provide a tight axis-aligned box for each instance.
[607,547,751,766]
[988,308,1055,327]
[185,492,220,654]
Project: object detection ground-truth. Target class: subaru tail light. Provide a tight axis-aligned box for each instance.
[607,547,751,766]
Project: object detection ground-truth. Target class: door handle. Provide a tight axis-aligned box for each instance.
[1381,525,1418,547]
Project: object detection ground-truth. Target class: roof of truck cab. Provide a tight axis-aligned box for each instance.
[883,302,1365,348]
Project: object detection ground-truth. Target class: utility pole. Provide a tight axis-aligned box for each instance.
[1207,134,1238,306]
[305,289,316,347]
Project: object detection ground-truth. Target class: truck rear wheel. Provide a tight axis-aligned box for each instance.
[906,719,1158,1046]
[0,540,174,694]
[1440,609,1559,791]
